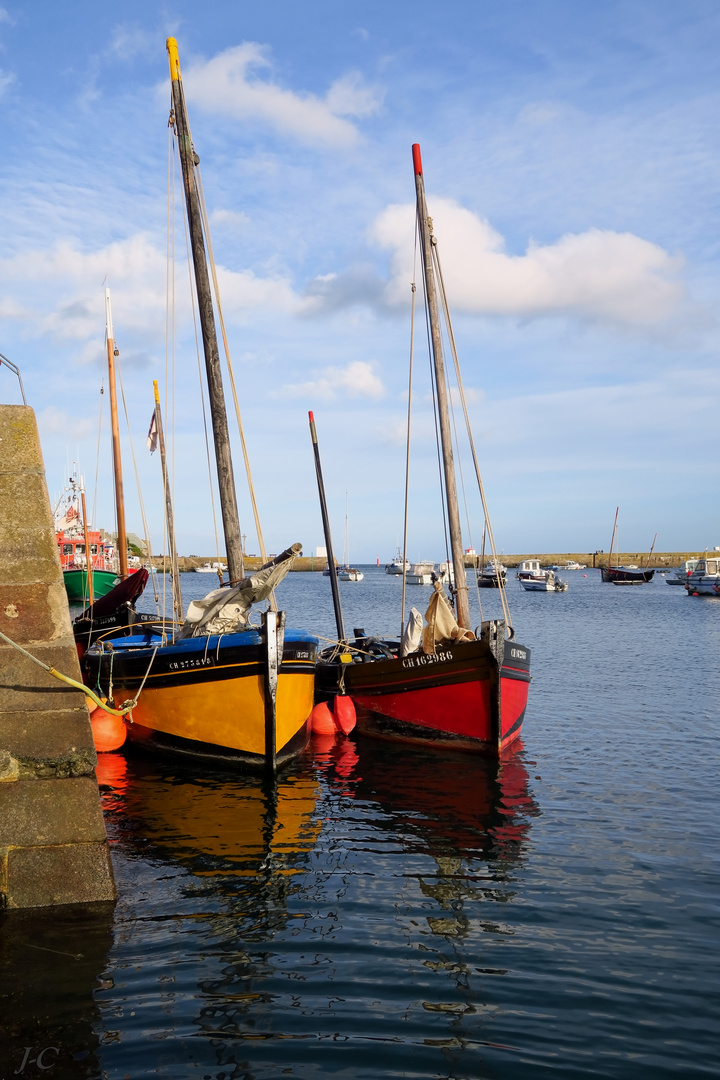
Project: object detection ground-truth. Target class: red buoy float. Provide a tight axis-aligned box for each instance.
[310,701,337,735]
[333,695,357,734]
[91,701,127,752]
[310,696,357,736]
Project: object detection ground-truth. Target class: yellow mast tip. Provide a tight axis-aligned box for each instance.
[166,37,181,81]
[153,380,160,404]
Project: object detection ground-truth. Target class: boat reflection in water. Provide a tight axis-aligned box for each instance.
[97,754,321,886]
[348,738,537,864]
[89,742,536,1075]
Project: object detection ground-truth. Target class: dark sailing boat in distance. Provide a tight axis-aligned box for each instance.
[313,145,531,756]
[600,507,655,584]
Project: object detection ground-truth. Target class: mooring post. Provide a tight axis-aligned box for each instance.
[263,609,285,775]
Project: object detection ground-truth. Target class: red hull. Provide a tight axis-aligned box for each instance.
[320,636,531,756]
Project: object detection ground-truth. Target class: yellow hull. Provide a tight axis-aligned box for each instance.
[127,669,315,758]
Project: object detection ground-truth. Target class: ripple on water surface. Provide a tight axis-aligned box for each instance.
[2,569,718,1078]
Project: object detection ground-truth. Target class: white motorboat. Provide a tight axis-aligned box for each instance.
[685,556,720,596]
[666,559,700,585]
[520,570,568,592]
[195,561,226,574]
[563,561,584,570]
[406,560,434,585]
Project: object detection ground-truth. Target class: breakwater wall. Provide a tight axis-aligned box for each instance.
[149,555,330,573]
[151,552,698,572]
[0,405,116,908]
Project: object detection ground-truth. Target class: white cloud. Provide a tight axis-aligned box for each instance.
[0,234,307,345]
[0,69,15,96]
[109,25,154,62]
[184,44,382,147]
[278,360,385,400]
[210,208,251,230]
[37,406,94,440]
[0,7,15,25]
[371,199,686,327]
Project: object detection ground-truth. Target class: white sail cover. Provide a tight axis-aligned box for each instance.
[177,544,300,638]
[401,607,423,656]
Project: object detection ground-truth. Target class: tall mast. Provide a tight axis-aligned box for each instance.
[608,507,619,571]
[412,144,470,630]
[105,288,128,581]
[166,37,244,584]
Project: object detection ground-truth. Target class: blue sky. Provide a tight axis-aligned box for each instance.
[1,1,718,559]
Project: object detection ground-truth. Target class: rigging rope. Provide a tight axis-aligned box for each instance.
[115,356,161,612]
[163,115,175,632]
[175,145,223,571]
[417,209,452,583]
[91,380,104,530]
[194,162,278,610]
[400,255,417,640]
[431,241,513,632]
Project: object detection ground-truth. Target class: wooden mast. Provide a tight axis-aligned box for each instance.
[153,380,183,624]
[105,288,128,581]
[166,37,244,584]
[412,144,470,630]
[608,506,619,571]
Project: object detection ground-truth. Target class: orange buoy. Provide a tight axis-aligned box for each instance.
[334,695,357,734]
[310,701,337,735]
[91,703,127,752]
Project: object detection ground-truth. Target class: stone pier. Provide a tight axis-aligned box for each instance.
[0,405,116,907]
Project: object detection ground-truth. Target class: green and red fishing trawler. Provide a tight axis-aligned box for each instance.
[54,471,119,603]
[310,144,531,757]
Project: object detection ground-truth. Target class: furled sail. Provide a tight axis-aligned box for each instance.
[177,544,301,639]
[422,579,475,654]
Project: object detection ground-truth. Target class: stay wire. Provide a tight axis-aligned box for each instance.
[430,244,483,624]
[432,238,512,631]
[195,162,277,607]
[170,115,223,571]
[417,206,451,577]
[91,380,104,530]
[115,353,161,613]
[400,227,419,640]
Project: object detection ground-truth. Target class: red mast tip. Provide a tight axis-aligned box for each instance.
[412,143,423,175]
[308,411,314,422]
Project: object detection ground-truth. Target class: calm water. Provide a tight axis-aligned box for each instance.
[2,568,719,1078]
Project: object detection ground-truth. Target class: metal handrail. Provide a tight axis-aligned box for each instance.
[0,352,27,405]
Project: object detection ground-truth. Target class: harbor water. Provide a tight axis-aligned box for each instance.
[1,567,718,1078]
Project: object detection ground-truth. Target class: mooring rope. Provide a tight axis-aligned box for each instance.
[0,630,158,719]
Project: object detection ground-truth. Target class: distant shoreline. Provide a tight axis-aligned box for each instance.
[145,552,705,573]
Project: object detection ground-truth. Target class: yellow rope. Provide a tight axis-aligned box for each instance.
[0,630,157,717]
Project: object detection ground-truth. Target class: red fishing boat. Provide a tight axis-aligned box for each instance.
[312,145,531,756]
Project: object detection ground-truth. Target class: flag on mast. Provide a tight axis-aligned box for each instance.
[146,412,158,453]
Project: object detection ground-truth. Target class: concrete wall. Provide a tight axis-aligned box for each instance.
[0,405,116,907]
